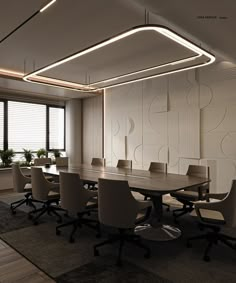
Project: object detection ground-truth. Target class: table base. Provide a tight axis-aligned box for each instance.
[135,224,181,241]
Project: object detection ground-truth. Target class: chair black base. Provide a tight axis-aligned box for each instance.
[28,199,66,225]
[187,224,236,261]
[56,210,100,243]
[10,192,36,214]
[94,228,151,266]
[173,202,194,222]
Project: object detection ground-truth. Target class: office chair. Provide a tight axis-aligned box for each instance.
[171,165,209,222]
[187,180,236,261]
[28,167,65,225]
[34,157,52,166]
[116,159,132,169]
[56,157,69,167]
[85,157,106,190]
[10,164,34,214]
[56,171,99,243]
[94,178,152,266]
[148,162,170,211]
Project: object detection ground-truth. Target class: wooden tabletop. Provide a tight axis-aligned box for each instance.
[42,164,210,195]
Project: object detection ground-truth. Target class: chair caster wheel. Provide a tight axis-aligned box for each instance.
[69,238,75,243]
[56,229,61,236]
[186,241,192,248]
[34,221,38,225]
[94,249,99,256]
[204,255,210,262]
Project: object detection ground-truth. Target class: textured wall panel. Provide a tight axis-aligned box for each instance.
[179,109,200,159]
[82,95,103,164]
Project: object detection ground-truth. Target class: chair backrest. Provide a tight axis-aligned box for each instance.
[187,165,209,178]
[98,178,138,229]
[56,157,69,167]
[116,159,132,169]
[31,167,50,200]
[12,164,31,193]
[220,180,236,227]
[60,171,93,214]
[186,165,209,193]
[149,162,167,173]
[34,158,52,166]
[91,158,106,167]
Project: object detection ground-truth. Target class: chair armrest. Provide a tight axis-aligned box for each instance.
[195,199,224,222]
[206,193,228,202]
[197,183,209,200]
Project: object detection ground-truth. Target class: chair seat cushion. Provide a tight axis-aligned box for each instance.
[131,191,145,201]
[24,183,32,192]
[48,190,60,200]
[190,208,225,225]
[171,190,202,202]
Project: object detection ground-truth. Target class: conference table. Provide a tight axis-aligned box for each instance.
[42,164,210,241]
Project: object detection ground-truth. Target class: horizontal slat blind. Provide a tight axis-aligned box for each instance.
[8,101,46,151]
[49,107,65,149]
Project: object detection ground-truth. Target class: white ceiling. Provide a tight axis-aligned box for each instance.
[0,0,235,100]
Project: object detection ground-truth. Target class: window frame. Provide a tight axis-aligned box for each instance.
[0,98,65,154]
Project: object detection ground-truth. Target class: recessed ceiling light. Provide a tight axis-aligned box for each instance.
[22,25,214,92]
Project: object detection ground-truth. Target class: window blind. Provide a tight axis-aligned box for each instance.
[49,107,65,150]
[8,101,46,151]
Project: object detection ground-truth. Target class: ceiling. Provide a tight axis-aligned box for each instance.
[0,0,235,100]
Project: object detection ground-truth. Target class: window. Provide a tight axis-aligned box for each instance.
[49,107,65,150]
[8,101,46,151]
[0,102,3,150]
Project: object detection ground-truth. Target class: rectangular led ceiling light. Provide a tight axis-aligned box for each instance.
[23,25,215,92]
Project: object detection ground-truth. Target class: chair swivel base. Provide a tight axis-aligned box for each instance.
[94,229,151,266]
[28,199,66,225]
[173,203,194,222]
[56,212,100,243]
[10,193,36,214]
[187,225,236,262]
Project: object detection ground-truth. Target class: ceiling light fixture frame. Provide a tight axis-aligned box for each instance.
[21,24,214,92]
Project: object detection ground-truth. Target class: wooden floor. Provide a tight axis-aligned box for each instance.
[0,239,55,283]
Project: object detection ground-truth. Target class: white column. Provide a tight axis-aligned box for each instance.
[66,99,82,167]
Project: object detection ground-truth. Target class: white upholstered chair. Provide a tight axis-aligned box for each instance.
[116,159,132,169]
[56,157,69,167]
[10,164,33,213]
[34,157,52,166]
[94,178,152,266]
[187,180,236,261]
[171,165,210,222]
[56,171,99,242]
[28,167,65,225]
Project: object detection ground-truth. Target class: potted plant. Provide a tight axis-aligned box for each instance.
[0,149,15,167]
[51,149,61,158]
[23,148,34,165]
[36,148,47,158]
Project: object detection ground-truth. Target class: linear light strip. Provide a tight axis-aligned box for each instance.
[90,55,200,86]
[23,25,215,91]
[40,0,57,12]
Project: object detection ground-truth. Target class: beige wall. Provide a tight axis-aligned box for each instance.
[104,61,236,193]
[82,95,103,164]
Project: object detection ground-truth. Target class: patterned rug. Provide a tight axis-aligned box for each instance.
[0,200,33,233]
[56,258,172,283]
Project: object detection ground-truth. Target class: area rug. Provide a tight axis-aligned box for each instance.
[0,200,33,233]
[56,258,172,283]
